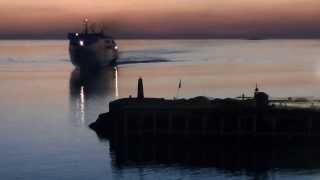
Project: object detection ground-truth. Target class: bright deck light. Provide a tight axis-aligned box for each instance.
[79,40,84,46]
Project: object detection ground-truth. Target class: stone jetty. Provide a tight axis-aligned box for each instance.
[90,78,320,142]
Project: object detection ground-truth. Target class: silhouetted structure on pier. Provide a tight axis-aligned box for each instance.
[90,78,320,143]
[137,77,144,99]
[90,78,320,178]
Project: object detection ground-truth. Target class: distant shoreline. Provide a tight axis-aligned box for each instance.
[0,37,320,40]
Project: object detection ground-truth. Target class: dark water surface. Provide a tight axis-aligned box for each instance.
[1,40,320,179]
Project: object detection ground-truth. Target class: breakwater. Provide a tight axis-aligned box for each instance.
[90,78,320,142]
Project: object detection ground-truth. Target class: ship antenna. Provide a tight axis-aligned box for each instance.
[90,22,97,33]
[100,23,105,34]
[255,83,259,93]
[254,83,259,97]
[84,18,89,34]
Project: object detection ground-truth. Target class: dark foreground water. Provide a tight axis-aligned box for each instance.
[1,39,320,179]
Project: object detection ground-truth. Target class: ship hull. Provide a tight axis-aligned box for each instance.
[69,44,118,69]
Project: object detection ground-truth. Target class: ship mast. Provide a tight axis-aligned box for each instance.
[84,18,89,34]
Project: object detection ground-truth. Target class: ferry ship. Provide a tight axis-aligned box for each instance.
[68,19,118,69]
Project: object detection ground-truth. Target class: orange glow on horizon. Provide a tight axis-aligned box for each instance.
[0,0,320,38]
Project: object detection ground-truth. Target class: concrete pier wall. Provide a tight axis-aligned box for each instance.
[90,96,320,143]
[109,106,320,141]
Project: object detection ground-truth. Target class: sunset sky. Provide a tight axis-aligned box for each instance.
[1,0,320,39]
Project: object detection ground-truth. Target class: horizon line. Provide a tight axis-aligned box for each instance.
[1,37,320,40]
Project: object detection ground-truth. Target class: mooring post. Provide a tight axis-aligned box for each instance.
[152,111,157,136]
[272,117,276,136]
[308,117,313,136]
[237,117,241,135]
[185,112,190,136]
[220,117,224,135]
[138,112,144,136]
[168,144,173,161]
[202,115,208,135]
[253,116,257,136]
[123,111,128,140]
[114,111,120,145]
[168,111,173,135]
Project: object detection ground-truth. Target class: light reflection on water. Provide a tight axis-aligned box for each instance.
[108,140,320,180]
[0,40,320,179]
[80,86,85,124]
[69,67,117,126]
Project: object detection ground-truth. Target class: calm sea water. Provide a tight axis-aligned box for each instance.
[1,39,320,179]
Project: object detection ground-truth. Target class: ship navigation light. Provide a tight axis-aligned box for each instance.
[79,40,84,46]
